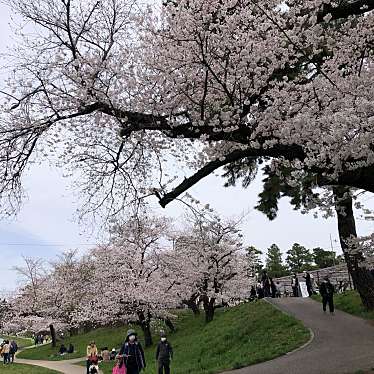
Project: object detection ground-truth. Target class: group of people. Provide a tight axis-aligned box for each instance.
[33,333,50,345]
[291,273,336,314]
[58,342,74,355]
[249,270,281,301]
[251,270,336,315]
[0,339,18,365]
[86,329,173,374]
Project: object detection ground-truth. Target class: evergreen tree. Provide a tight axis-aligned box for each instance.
[245,246,263,277]
[286,243,314,273]
[266,244,288,278]
[313,247,336,269]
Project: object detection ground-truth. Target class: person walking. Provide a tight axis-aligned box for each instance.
[261,270,271,297]
[256,282,264,299]
[2,340,10,365]
[9,340,18,363]
[270,278,277,298]
[304,272,313,296]
[156,331,173,374]
[86,341,98,374]
[110,348,117,360]
[101,347,110,362]
[291,274,299,297]
[119,329,146,374]
[319,276,335,314]
[112,355,126,374]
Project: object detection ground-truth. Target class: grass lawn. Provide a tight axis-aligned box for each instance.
[0,335,33,349]
[312,290,374,320]
[19,301,309,374]
[0,363,60,373]
[17,325,127,361]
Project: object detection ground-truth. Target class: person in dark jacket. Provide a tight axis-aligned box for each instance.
[59,344,67,355]
[319,276,335,314]
[249,285,257,301]
[110,348,117,360]
[67,343,74,354]
[9,340,18,363]
[304,272,313,296]
[119,329,146,374]
[156,331,173,374]
[291,274,299,297]
[261,270,271,297]
[270,278,277,298]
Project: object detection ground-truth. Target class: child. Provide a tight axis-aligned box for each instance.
[156,331,173,374]
[89,355,100,374]
[112,355,126,374]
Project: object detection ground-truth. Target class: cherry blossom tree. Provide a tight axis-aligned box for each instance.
[0,0,372,220]
[162,206,253,322]
[0,0,373,305]
[73,215,175,347]
[11,257,64,346]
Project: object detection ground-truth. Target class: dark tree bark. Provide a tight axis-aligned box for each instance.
[182,294,200,315]
[137,311,153,347]
[333,187,374,310]
[163,317,176,332]
[201,295,216,323]
[49,324,57,348]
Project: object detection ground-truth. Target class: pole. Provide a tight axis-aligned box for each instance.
[330,233,337,266]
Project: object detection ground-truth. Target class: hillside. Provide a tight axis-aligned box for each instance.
[18,301,309,374]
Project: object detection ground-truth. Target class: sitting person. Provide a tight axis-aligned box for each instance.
[110,348,117,360]
[59,344,67,355]
[67,343,74,354]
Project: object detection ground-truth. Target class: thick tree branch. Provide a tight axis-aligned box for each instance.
[157,145,305,207]
[158,146,374,208]
[317,0,374,22]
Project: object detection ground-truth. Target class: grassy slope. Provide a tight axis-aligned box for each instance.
[312,290,374,320]
[0,335,33,348]
[17,326,127,361]
[18,301,309,374]
[0,363,60,373]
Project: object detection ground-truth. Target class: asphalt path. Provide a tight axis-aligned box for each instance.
[224,297,374,374]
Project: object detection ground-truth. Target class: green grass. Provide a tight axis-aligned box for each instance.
[17,325,127,361]
[0,335,33,349]
[19,301,309,374]
[0,363,60,373]
[312,290,374,320]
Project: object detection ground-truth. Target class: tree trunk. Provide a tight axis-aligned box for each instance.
[201,295,215,323]
[333,186,374,310]
[183,295,200,315]
[137,311,153,347]
[49,324,57,348]
[163,317,176,332]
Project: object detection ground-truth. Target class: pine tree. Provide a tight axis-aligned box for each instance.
[245,246,263,277]
[313,247,336,269]
[286,243,314,273]
[266,244,288,278]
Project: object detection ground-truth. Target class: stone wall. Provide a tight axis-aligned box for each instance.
[274,263,357,295]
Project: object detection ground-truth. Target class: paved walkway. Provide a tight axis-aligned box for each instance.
[16,356,90,374]
[224,297,374,374]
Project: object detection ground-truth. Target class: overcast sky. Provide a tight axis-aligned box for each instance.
[0,2,373,295]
